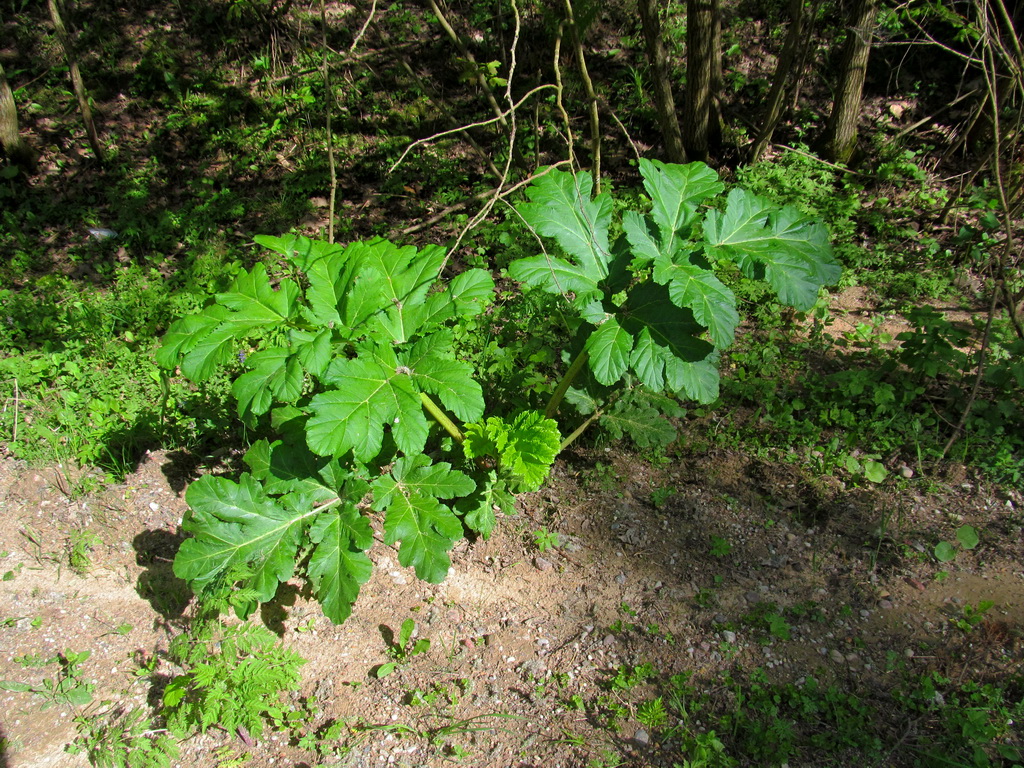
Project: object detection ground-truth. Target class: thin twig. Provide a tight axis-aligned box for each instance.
[391,52,502,179]
[440,0,526,270]
[11,379,18,444]
[553,21,576,168]
[399,162,571,236]
[562,0,601,191]
[388,85,554,175]
[939,288,994,459]
[347,0,377,54]
[773,144,875,176]
[605,107,642,164]
[427,0,526,172]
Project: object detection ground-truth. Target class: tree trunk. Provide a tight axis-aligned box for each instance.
[47,0,104,163]
[819,0,879,164]
[638,0,686,163]
[749,0,810,162]
[564,0,602,189]
[683,0,721,162]
[0,60,35,172]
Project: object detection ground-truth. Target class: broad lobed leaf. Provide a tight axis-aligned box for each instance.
[371,456,474,584]
[175,475,310,606]
[640,159,724,257]
[517,168,612,281]
[703,188,841,311]
[464,411,560,493]
[307,345,427,461]
[307,503,374,624]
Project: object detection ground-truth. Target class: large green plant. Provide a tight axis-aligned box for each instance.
[156,161,839,624]
[510,159,841,441]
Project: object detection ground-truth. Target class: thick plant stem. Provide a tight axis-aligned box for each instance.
[0,60,35,171]
[638,0,686,163]
[545,349,589,419]
[560,412,600,452]
[420,392,464,443]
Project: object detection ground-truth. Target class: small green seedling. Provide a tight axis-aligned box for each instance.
[533,527,560,553]
[637,697,669,730]
[651,487,676,508]
[375,618,430,678]
[0,650,94,708]
[69,530,102,575]
[709,535,733,557]
[607,662,656,692]
[845,453,888,483]
[951,600,995,633]
[95,622,132,640]
[934,525,979,563]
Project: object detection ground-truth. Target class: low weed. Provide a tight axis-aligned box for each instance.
[375,618,431,678]
[934,524,980,563]
[68,529,102,575]
[951,600,995,633]
[162,619,308,739]
[559,644,1024,767]
[533,527,560,553]
[0,650,95,709]
[68,706,178,768]
[715,301,1023,490]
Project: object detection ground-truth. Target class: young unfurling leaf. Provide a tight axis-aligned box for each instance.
[464,411,561,493]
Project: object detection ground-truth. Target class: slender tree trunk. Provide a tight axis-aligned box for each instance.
[47,0,104,162]
[819,0,879,163]
[564,0,602,189]
[750,0,809,162]
[683,0,720,161]
[710,0,723,146]
[0,60,35,172]
[638,0,686,163]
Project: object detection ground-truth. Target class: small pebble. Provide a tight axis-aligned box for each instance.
[721,630,737,644]
[534,557,553,571]
[829,649,845,663]
[879,599,894,609]
[634,729,650,748]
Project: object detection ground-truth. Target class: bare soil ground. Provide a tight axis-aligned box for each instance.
[0,439,1021,767]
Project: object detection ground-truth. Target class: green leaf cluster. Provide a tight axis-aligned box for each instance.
[162,622,307,739]
[510,160,840,446]
[158,235,557,625]
[156,162,837,626]
[69,707,179,768]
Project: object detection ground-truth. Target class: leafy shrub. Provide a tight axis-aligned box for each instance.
[156,161,839,624]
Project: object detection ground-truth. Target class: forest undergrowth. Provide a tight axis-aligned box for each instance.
[0,0,1022,765]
